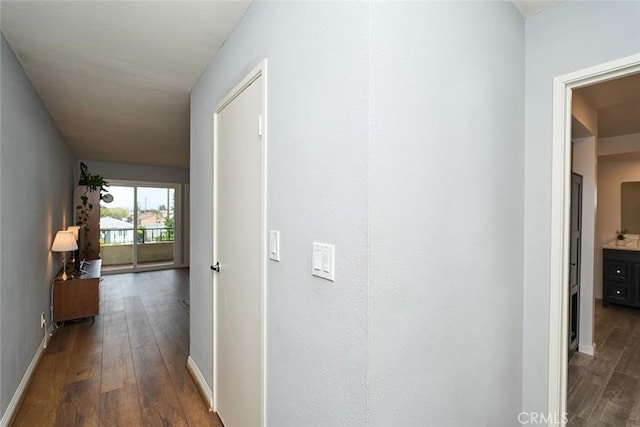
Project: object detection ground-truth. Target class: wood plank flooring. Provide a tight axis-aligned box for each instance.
[11,268,222,427]
[568,300,640,426]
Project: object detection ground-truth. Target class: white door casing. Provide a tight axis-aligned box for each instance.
[548,54,640,426]
[213,61,267,427]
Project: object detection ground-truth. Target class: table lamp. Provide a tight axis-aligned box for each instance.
[51,230,78,281]
[67,225,81,240]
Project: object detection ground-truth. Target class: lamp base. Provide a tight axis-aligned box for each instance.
[60,257,69,281]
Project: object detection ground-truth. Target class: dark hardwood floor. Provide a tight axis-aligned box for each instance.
[11,268,221,427]
[568,300,640,426]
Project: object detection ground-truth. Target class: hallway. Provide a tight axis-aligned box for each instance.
[11,269,219,426]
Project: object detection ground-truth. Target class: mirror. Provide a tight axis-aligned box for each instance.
[621,182,640,233]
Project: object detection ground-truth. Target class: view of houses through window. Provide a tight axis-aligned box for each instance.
[100,183,176,270]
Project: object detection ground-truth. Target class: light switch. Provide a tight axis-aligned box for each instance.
[322,251,330,272]
[269,231,280,261]
[313,248,322,271]
[312,242,335,282]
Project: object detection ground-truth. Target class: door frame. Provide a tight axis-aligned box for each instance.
[99,179,182,273]
[212,59,268,426]
[568,172,582,358]
[548,53,640,424]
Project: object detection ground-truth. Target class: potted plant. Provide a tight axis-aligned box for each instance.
[616,229,628,246]
[76,162,111,259]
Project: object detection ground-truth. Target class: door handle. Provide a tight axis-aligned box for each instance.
[211,262,220,272]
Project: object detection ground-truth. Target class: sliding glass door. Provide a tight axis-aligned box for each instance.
[136,186,175,267]
[100,182,178,271]
[100,185,134,268]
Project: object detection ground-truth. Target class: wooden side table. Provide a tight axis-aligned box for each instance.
[52,259,101,324]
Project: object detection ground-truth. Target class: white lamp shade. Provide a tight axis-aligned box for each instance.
[66,225,83,240]
[51,230,78,252]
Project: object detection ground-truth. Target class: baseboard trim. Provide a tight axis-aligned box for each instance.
[186,355,213,412]
[578,343,595,356]
[0,333,48,427]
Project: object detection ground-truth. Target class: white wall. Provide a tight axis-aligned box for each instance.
[368,2,524,424]
[523,0,640,413]
[190,3,370,424]
[572,91,597,135]
[79,159,189,184]
[572,135,597,354]
[0,35,76,418]
[596,156,640,299]
[598,132,640,157]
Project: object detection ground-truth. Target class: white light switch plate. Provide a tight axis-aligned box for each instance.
[312,242,335,281]
[269,231,280,261]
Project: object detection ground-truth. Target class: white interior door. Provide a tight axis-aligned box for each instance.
[214,73,264,427]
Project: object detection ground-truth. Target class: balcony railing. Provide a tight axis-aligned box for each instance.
[100,226,175,266]
[100,242,174,266]
[100,227,174,245]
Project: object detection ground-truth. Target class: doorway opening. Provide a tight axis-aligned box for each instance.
[99,180,182,272]
[566,71,640,423]
[548,53,640,424]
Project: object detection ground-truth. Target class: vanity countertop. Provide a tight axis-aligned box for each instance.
[603,240,640,251]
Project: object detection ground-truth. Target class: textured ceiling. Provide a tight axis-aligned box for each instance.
[0,1,251,168]
[575,73,640,138]
[0,0,574,170]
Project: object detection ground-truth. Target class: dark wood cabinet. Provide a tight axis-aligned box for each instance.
[52,259,101,323]
[603,249,640,308]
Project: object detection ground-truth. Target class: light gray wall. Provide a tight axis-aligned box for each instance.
[79,159,189,184]
[369,2,524,424]
[0,35,75,417]
[523,1,640,412]
[0,28,3,420]
[190,2,369,424]
[192,1,525,424]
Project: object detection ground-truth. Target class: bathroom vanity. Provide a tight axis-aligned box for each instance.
[603,244,640,308]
